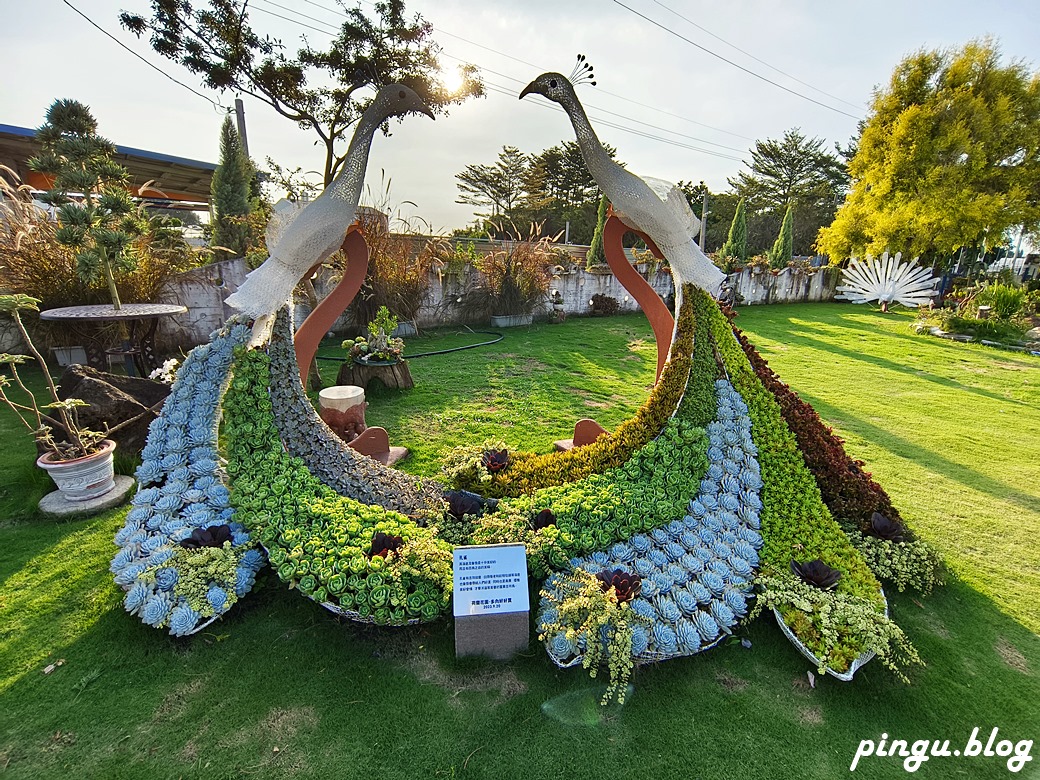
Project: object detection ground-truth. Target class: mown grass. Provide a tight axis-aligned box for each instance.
[1,305,1037,780]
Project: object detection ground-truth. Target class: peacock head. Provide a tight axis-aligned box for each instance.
[521,56,595,105]
[519,72,574,104]
[371,83,435,122]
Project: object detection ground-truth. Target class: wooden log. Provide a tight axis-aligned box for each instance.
[336,359,414,391]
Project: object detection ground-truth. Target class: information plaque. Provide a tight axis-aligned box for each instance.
[452,543,530,659]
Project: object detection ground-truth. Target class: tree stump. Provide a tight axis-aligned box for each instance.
[336,359,414,391]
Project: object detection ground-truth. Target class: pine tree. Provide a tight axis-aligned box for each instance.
[717,197,747,264]
[210,117,251,260]
[586,194,608,266]
[769,205,793,269]
[28,99,146,309]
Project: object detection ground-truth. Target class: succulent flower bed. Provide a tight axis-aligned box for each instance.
[445,286,698,497]
[111,320,265,636]
[703,301,923,676]
[470,415,709,576]
[538,379,764,698]
[731,315,942,594]
[223,347,453,624]
[731,320,903,528]
[106,278,929,689]
[267,309,443,516]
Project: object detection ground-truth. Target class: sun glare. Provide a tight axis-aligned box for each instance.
[441,67,465,95]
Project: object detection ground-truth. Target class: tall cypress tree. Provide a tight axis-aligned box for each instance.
[717,197,747,264]
[586,194,608,266]
[769,204,793,269]
[210,116,251,261]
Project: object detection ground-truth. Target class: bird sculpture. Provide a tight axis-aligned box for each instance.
[520,58,725,310]
[835,251,938,312]
[225,84,434,343]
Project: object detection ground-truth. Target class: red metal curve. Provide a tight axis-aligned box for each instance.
[602,214,674,380]
[295,226,370,388]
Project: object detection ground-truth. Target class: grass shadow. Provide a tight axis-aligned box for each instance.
[771,329,1034,409]
[800,392,1040,516]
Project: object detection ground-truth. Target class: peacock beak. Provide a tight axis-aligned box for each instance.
[418,103,435,120]
[519,80,539,100]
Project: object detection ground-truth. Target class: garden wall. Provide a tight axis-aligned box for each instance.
[155,250,841,345]
[728,265,841,305]
[156,257,249,349]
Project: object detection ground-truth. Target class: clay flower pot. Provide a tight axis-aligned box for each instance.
[36,439,117,501]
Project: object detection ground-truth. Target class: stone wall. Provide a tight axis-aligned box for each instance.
[728,265,841,306]
[157,257,249,349]
[154,246,842,347]
[0,317,25,354]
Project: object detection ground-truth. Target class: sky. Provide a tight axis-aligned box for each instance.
[2,0,1037,235]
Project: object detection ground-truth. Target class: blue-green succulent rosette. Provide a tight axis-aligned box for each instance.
[110,320,266,636]
[540,380,764,666]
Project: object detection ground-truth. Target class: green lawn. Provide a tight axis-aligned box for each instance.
[1,304,1037,779]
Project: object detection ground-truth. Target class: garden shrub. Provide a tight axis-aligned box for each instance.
[223,348,453,625]
[935,312,1028,342]
[589,293,620,316]
[976,282,1026,321]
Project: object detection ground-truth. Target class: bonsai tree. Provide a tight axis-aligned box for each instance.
[344,306,405,363]
[28,99,146,309]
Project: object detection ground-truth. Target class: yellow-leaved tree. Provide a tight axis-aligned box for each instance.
[817,38,1040,265]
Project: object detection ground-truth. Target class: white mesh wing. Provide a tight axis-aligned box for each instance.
[642,176,701,240]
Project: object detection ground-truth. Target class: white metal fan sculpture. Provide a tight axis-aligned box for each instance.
[835,252,937,311]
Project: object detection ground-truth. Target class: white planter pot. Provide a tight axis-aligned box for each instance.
[392,320,418,337]
[36,439,117,501]
[490,314,533,328]
[772,588,887,681]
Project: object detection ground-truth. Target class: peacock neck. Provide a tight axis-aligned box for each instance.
[327,104,383,203]
[560,91,618,184]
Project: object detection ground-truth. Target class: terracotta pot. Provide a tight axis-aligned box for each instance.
[36,439,117,501]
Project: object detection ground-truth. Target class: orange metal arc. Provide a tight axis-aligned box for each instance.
[602,214,674,380]
[295,226,370,387]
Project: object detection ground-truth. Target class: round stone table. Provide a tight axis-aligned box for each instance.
[39,303,187,376]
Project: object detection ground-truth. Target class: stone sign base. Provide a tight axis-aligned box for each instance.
[455,611,530,660]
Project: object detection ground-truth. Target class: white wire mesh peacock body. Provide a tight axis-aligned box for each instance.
[519,59,725,310]
[224,85,434,327]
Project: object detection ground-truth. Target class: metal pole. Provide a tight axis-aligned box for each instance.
[565,221,570,245]
[699,192,708,250]
[235,98,250,158]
